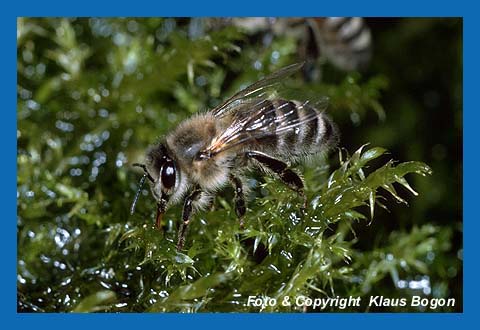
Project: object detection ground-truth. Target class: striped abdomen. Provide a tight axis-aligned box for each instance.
[264,99,338,158]
[308,17,371,71]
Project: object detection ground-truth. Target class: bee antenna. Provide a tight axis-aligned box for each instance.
[132,163,154,183]
[131,173,147,215]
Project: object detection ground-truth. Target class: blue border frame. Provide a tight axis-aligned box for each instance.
[7,0,473,329]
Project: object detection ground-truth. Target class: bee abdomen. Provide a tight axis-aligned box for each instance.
[273,100,300,150]
[272,100,338,156]
[309,17,372,71]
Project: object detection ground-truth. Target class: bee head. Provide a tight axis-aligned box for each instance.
[131,142,178,228]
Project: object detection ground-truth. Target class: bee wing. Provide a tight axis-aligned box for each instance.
[200,96,329,158]
[211,62,304,118]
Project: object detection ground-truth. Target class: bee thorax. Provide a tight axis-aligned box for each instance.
[191,155,232,191]
[165,113,232,192]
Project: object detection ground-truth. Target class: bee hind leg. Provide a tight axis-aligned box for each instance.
[177,188,203,251]
[229,175,246,229]
[246,151,307,211]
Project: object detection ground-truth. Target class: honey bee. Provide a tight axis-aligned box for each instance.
[306,17,372,72]
[131,63,339,250]
[210,17,372,78]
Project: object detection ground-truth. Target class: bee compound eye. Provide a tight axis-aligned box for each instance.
[161,161,176,190]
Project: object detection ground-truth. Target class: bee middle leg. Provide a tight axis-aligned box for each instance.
[177,188,203,251]
[229,175,246,229]
[246,151,307,209]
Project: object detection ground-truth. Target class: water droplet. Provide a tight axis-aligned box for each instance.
[69,157,79,165]
[271,50,280,64]
[334,194,342,204]
[36,63,46,76]
[195,75,207,87]
[116,152,127,167]
[69,168,82,176]
[167,113,177,123]
[24,65,35,77]
[123,52,138,74]
[101,130,110,140]
[17,274,26,284]
[127,20,139,33]
[97,109,109,120]
[447,266,457,277]
[268,264,281,274]
[457,249,463,260]
[26,99,40,111]
[350,112,361,126]
[100,267,115,280]
[89,166,99,182]
[90,18,113,37]
[19,88,32,100]
[71,90,81,100]
[55,120,74,132]
[113,32,128,46]
[397,280,407,288]
[426,251,435,262]
[54,228,71,248]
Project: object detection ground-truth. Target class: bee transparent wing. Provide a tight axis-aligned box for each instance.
[199,96,329,159]
[211,62,304,118]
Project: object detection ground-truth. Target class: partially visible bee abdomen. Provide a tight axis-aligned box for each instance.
[309,17,372,71]
[272,99,338,158]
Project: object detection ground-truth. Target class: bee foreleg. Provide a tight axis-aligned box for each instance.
[229,175,246,229]
[177,188,203,251]
[246,151,307,210]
